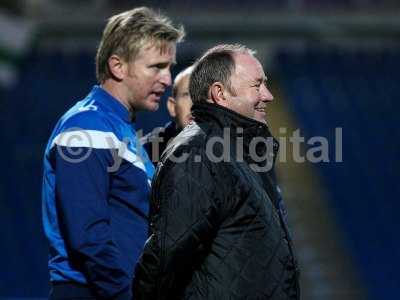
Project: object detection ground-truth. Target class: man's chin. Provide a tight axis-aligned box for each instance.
[144,101,160,112]
[254,113,267,124]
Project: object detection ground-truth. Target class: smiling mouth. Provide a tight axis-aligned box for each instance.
[255,107,266,113]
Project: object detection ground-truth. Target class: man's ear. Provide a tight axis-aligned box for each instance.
[167,97,177,118]
[209,82,228,106]
[107,55,126,81]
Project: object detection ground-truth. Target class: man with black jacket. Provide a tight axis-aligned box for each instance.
[134,44,300,300]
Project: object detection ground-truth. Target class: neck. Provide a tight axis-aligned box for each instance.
[101,80,133,113]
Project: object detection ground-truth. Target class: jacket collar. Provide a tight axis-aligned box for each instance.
[191,101,279,164]
[91,85,131,123]
[192,101,265,132]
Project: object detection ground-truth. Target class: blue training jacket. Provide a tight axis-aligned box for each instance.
[42,85,155,299]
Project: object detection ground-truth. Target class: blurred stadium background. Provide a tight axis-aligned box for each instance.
[0,0,399,299]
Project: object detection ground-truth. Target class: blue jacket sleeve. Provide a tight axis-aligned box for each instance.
[53,116,132,299]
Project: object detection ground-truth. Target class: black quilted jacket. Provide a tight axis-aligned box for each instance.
[134,102,300,300]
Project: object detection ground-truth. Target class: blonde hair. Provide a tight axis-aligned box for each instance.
[96,7,185,83]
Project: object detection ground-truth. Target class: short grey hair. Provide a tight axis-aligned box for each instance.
[189,44,256,103]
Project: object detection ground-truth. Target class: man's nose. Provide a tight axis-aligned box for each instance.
[261,85,274,102]
[160,69,172,87]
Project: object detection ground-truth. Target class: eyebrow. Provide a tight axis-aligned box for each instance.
[254,76,268,85]
[150,60,176,68]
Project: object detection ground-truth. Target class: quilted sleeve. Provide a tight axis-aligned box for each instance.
[134,149,222,299]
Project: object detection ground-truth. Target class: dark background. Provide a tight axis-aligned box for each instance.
[0,1,399,299]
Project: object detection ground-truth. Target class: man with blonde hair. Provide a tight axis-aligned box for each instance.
[42,7,184,299]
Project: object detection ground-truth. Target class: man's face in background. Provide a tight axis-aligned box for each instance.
[167,70,193,129]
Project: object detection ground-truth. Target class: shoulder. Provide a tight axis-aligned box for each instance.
[162,122,243,185]
[157,123,230,188]
[160,123,206,164]
[140,122,178,145]
[59,106,112,132]
[140,126,166,146]
[50,107,121,151]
